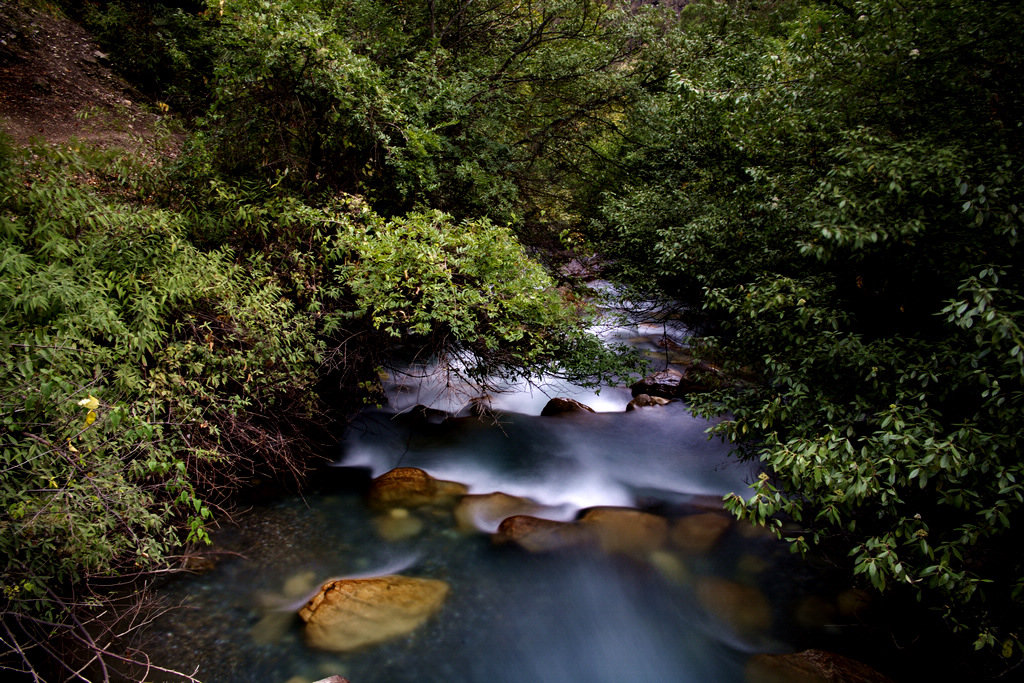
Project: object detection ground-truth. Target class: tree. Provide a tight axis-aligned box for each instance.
[595,0,1024,662]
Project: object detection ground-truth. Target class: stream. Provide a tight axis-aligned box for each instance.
[144,295,874,683]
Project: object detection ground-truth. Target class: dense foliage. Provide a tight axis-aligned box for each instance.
[592,0,1024,666]
[72,0,673,227]
[0,138,614,679]
[4,0,1024,678]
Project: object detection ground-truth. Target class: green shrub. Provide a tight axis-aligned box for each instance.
[0,139,328,679]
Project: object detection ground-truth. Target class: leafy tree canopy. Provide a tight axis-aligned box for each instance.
[592,0,1024,662]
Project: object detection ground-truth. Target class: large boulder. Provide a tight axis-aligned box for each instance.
[540,397,596,417]
[298,575,449,652]
[579,507,669,555]
[366,467,468,510]
[745,649,895,683]
[493,515,597,553]
[669,512,732,554]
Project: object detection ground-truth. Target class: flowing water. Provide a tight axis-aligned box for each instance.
[144,297,856,683]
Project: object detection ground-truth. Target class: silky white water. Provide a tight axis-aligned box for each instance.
[143,296,827,683]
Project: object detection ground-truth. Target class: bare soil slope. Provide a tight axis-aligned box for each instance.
[0,3,172,153]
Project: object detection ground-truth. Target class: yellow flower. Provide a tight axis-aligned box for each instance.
[77,395,99,411]
[77,395,99,426]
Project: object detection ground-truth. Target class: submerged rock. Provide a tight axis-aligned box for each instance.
[298,575,449,652]
[647,550,692,585]
[251,611,297,645]
[493,515,597,553]
[745,649,894,683]
[283,570,318,599]
[454,492,564,533]
[695,577,772,636]
[735,553,771,579]
[372,507,425,541]
[579,507,669,555]
[669,512,732,554]
[366,467,468,510]
[540,396,597,417]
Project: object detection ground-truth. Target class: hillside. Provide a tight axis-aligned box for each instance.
[0,3,169,154]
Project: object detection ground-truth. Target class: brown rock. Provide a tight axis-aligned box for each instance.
[579,507,669,555]
[493,515,597,553]
[366,467,468,510]
[182,554,218,573]
[625,393,672,411]
[455,492,559,533]
[630,369,684,399]
[299,575,449,652]
[669,513,732,554]
[695,577,772,636]
[745,649,894,683]
[540,396,596,417]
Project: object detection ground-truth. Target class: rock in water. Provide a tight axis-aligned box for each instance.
[625,393,672,411]
[630,369,684,399]
[494,508,670,555]
[366,467,468,510]
[539,396,596,416]
[372,508,425,541]
[298,575,449,652]
[493,515,597,552]
[630,363,725,398]
[745,649,895,683]
[579,507,669,555]
[695,577,772,636]
[669,512,732,554]
[454,492,559,533]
